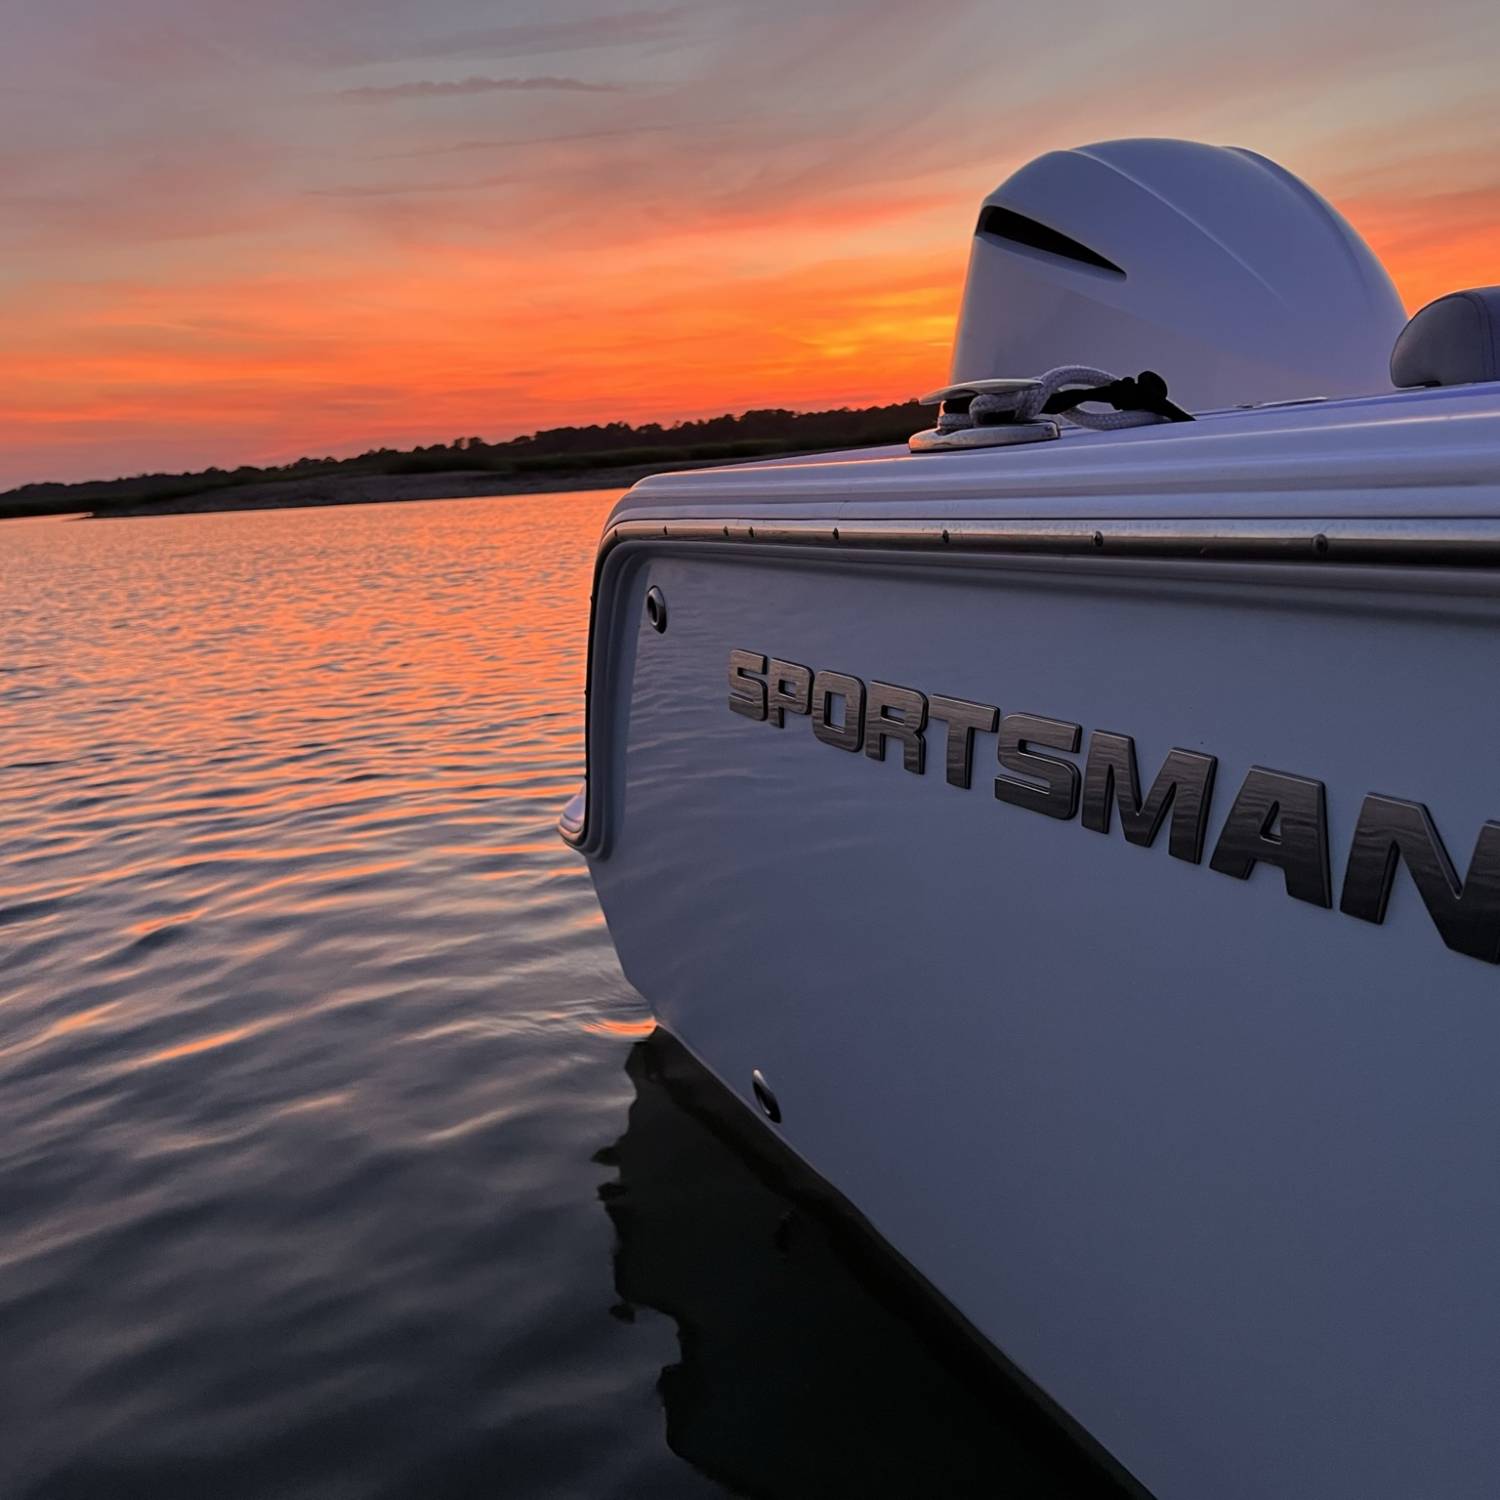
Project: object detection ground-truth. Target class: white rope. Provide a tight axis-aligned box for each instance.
[937,365,1172,433]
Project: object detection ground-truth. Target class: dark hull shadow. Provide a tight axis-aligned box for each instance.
[598,1029,1149,1499]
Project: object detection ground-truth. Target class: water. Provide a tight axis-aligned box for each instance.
[0,493,1118,1499]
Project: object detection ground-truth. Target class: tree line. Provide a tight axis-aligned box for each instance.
[0,402,926,518]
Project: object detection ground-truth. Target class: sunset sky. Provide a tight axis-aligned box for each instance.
[3,0,1498,489]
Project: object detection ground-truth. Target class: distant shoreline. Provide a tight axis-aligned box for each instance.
[80,460,726,518]
[3,399,923,522]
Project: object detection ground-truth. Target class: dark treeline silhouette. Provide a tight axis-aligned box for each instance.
[1,402,925,518]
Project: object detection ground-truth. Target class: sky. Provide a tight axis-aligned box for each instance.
[2,0,1498,488]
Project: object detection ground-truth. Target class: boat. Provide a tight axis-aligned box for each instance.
[561,137,1500,1499]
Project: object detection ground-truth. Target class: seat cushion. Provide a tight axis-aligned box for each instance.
[1390,287,1500,388]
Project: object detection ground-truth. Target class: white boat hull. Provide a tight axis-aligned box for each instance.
[570,393,1500,1499]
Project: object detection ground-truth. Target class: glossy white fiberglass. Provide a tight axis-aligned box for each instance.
[949,139,1406,411]
[579,385,1500,1500]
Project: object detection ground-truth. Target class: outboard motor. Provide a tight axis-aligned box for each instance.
[950,138,1406,411]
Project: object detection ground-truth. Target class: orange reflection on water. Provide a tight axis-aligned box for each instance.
[582,1018,658,1038]
[47,1002,118,1037]
[0,1003,122,1063]
[129,909,207,939]
[137,1024,263,1068]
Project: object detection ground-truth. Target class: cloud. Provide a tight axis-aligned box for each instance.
[304,174,518,199]
[327,9,688,66]
[376,126,671,161]
[337,75,624,101]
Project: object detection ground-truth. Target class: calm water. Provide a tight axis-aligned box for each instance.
[0,493,1114,1499]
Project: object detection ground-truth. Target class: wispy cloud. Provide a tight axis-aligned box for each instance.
[293,8,689,68]
[376,126,671,161]
[352,9,686,64]
[304,174,517,199]
[337,75,624,101]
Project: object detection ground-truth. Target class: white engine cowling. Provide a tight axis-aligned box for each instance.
[950,138,1406,410]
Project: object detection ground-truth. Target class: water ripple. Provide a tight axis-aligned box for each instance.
[0,493,687,1499]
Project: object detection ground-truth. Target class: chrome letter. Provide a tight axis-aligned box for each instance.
[727,649,768,721]
[811,671,865,752]
[765,658,812,728]
[864,681,927,774]
[1209,767,1331,907]
[928,694,999,790]
[1340,795,1500,964]
[995,713,1081,820]
[1082,732,1218,863]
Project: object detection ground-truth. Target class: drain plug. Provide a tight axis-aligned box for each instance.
[644,586,667,632]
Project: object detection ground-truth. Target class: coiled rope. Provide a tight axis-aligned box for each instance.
[935,366,1193,434]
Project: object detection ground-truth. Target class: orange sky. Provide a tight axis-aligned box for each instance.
[3,1,1498,489]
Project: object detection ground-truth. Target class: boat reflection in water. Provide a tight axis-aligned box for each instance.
[598,1030,1132,1499]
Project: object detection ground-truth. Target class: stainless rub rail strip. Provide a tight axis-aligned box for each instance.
[561,512,1500,851]
[604,514,1500,563]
